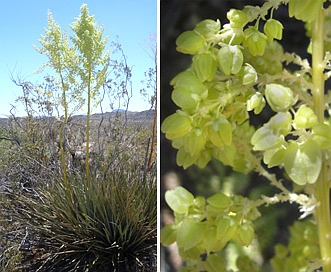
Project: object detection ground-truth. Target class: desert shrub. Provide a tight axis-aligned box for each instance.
[0,116,156,271]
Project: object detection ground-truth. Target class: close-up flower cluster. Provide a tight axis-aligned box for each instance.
[161,0,331,270]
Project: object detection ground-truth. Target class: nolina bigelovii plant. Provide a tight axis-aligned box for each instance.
[161,0,331,271]
[36,4,109,191]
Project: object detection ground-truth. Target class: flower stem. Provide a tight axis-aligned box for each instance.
[312,9,331,271]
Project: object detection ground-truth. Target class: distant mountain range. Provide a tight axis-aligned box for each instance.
[0,109,155,126]
[112,109,126,113]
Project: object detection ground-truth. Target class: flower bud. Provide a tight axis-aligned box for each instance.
[265,83,296,112]
[176,30,205,55]
[247,207,261,221]
[264,19,283,41]
[217,45,243,75]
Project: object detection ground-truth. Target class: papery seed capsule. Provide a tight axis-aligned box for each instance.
[160,223,177,246]
[206,118,232,147]
[195,149,213,168]
[243,27,267,56]
[171,71,206,95]
[176,148,197,169]
[204,227,226,253]
[227,9,248,28]
[266,111,292,135]
[171,86,199,109]
[294,105,318,129]
[161,112,191,140]
[217,45,243,75]
[176,30,205,55]
[216,216,238,243]
[265,83,296,112]
[289,0,310,19]
[289,0,324,22]
[251,127,282,151]
[192,51,217,82]
[312,123,331,149]
[177,218,205,250]
[213,143,236,166]
[172,137,184,150]
[263,146,285,167]
[240,64,258,86]
[165,186,194,214]
[183,128,206,156]
[284,139,322,185]
[207,193,232,209]
[217,216,238,241]
[194,19,221,40]
[219,24,245,45]
[235,222,254,246]
[204,254,226,272]
[264,19,283,41]
[231,105,249,124]
[247,92,265,114]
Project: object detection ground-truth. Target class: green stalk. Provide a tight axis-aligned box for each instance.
[312,9,331,271]
[85,70,92,187]
[59,74,72,203]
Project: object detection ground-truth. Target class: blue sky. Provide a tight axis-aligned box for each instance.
[0,0,156,117]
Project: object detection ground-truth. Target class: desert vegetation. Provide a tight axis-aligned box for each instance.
[0,4,156,272]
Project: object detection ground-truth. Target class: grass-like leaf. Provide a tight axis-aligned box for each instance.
[16,166,156,271]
